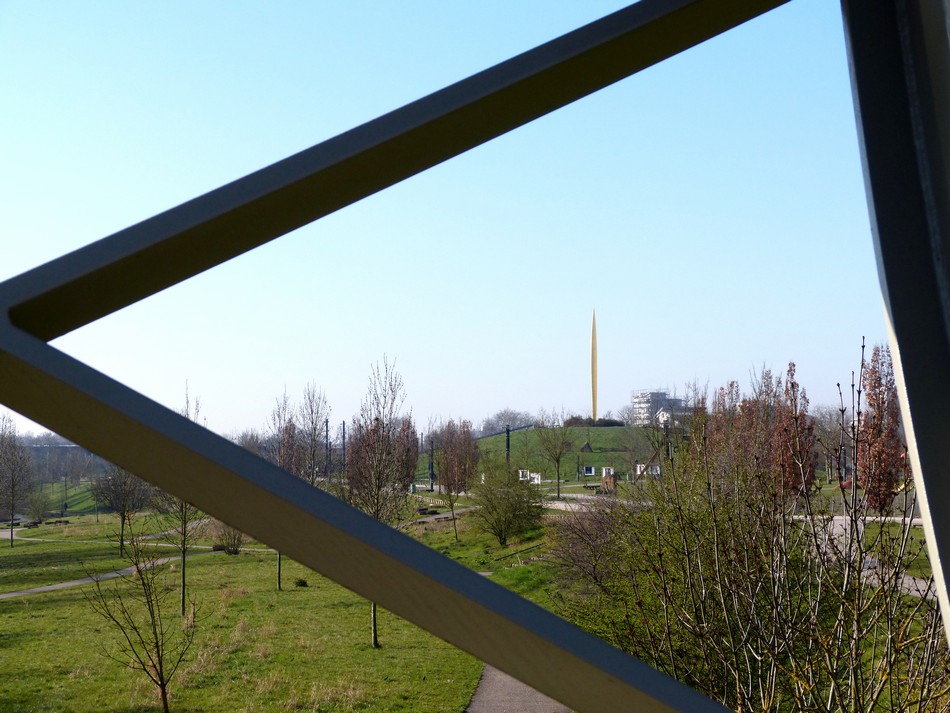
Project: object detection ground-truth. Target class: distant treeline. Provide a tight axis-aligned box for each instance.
[563,416,625,428]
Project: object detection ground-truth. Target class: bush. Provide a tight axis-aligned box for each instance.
[294,578,308,588]
[469,453,543,547]
[211,520,246,555]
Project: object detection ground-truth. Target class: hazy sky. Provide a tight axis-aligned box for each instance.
[0,1,886,438]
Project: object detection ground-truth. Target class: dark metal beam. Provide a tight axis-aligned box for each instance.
[841,0,950,631]
[2,0,786,342]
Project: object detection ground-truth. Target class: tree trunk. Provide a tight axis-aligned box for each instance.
[450,503,458,542]
[277,551,282,591]
[371,601,379,648]
[180,548,186,616]
[160,681,170,713]
[119,513,126,557]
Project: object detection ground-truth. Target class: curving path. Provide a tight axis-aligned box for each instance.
[0,528,219,601]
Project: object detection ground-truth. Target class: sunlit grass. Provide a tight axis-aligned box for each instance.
[0,545,481,712]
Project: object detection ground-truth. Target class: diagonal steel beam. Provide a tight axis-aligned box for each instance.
[842,0,950,641]
[0,1,792,710]
[2,0,785,341]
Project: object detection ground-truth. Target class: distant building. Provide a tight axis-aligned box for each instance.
[629,390,686,427]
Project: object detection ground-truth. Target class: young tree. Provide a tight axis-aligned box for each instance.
[298,382,330,486]
[343,359,419,648]
[858,344,906,512]
[470,450,543,547]
[25,488,52,523]
[268,389,302,591]
[91,465,154,557]
[434,419,479,541]
[85,515,197,713]
[0,414,33,546]
[153,390,206,615]
[536,410,571,499]
[210,518,246,554]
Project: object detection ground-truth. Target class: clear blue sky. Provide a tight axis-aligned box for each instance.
[0,1,886,437]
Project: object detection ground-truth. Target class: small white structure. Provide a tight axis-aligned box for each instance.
[635,463,661,476]
[518,468,542,485]
[583,465,595,477]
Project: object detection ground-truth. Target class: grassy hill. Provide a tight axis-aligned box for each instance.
[476,425,656,480]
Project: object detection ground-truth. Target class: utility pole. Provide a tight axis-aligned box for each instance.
[324,417,330,484]
[341,421,346,474]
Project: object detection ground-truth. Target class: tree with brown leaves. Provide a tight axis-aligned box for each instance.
[434,419,479,541]
[858,344,906,513]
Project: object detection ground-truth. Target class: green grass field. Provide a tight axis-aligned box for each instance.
[0,513,492,712]
[413,426,658,489]
[0,509,568,712]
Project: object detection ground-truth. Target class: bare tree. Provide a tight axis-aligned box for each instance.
[0,414,33,546]
[154,389,206,615]
[210,518,246,554]
[85,515,197,713]
[434,419,479,541]
[91,465,154,557]
[536,410,571,499]
[25,488,52,523]
[267,389,302,591]
[299,382,330,486]
[479,408,533,436]
[343,358,419,648]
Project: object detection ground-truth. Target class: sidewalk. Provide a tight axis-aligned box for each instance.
[466,665,570,713]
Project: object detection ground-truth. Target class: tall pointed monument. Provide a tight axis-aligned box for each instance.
[591,310,598,421]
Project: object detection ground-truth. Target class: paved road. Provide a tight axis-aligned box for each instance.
[0,528,220,601]
[466,665,570,713]
[0,556,183,600]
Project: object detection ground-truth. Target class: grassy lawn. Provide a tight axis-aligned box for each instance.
[0,500,574,712]
[0,542,481,712]
[864,521,932,580]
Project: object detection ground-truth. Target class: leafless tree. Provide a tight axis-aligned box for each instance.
[85,515,197,713]
[267,389,302,591]
[434,419,479,541]
[343,358,419,647]
[210,518,245,555]
[536,409,572,499]
[0,414,33,546]
[299,382,330,486]
[92,465,154,557]
[154,389,206,615]
[479,408,533,436]
[25,488,52,523]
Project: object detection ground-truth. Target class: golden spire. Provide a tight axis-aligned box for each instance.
[591,310,598,421]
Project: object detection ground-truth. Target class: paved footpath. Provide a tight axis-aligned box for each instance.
[466,665,570,713]
[0,557,181,600]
